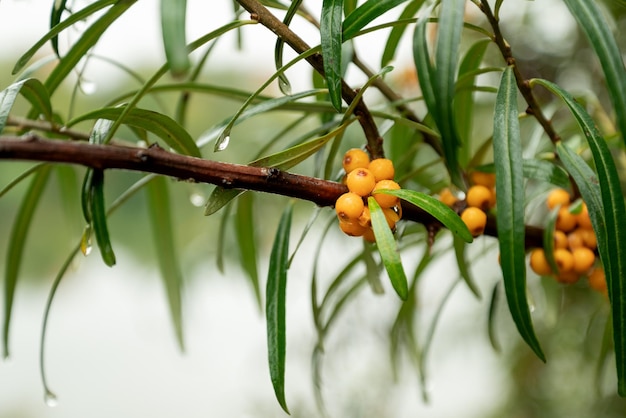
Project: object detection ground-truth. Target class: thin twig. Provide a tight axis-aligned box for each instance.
[5,115,90,141]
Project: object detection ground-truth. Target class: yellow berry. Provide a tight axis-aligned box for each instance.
[572,247,596,274]
[580,228,597,250]
[346,168,377,197]
[588,267,607,293]
[372,180,401,208]
[358,206,371,228]
[567,229,585,250]
[438,188,458,207]
[342,148,370,174]
[362,227,376,243]
[470,171,496,189]
[335,192,364,221]
[338,219,368,237]
[383,207,401,230]
[466,185,493,211]
[530,248,553,276]
[546,188,571,210]
[368,158,395,182]
[556,206,577,232]
[461,207,487,237]
[576,203,593,229]
[554,230,568,249]
[554,248,575,273]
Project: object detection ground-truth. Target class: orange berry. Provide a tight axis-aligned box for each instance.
[488,188,497,209]
[554,230,568,249]
[576,203,593,229]
[567,229,585,249]
[372,180,401,208]
[368,158,395,182]
[470,171,496,189]
[554,248,575,273]
[546,188,571,210]
[572,247,596,274]
[530,248,553,276]
[383,207,401,230]
[338,219,368,237]
[358,206,371,228]
[556,271,580,284]
[342,148,370,174]
[466,185,493,211]
[556,206,577,232]
[335,192,364,221]
[346,168,377,197]
[438,188,458,207]
[362,227,376,243]
[588,267,607,293]
[461,207,487,237]
[580,228,597,250]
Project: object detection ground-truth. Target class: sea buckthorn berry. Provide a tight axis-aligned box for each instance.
[554,230,568,249]
[556,206,577,232]
[346,168,377,197]
[546,188,571,210]
[466,185,493,211]
[358,206,371,228]
[556,271,580,284]
[383,207,401,229]
[335,192,365,221]
[530,248,553,276]
[470,171,496,189]
[339,219,368,237]
[373,180,401,208]
[588,267,607,293]
[576,203,593,229]
[368,158,395,182]
[362,227,376,243]
[580,228,597,249]
[554,248,575,273]
[572,247,596,274]
[342,148,370,173]
[488,188,497,209]
[461,207,487,237]
[438,188,458,207]
[567,229,585,249]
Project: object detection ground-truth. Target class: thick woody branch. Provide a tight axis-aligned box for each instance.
[235,0,385,159]
[0,135,544,247]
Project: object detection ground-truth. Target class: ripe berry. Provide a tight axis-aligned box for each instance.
[358,206,371,228]
[556,206,577,232]
[567,229,585,249]
[368,158,395,182]
[373,180,401,208]
[588,267,607,293]
[580,228,597,249]
[335,192,365,221]
[438,188,458,207]
[556,271,580,284]
[461,207,487,237]
[383,207,401,230]
[554,248,574,273]
[466,185,493,211]
[530,248,553,276]
[346,168,377,197]
[572,247,596,274]
[470,171,496,189]
[576,203,593,229]
[339,219,368,237]
[553,230,568,249]
[546,188,571,210]
[342,148,370,174]
[362,227,376,243]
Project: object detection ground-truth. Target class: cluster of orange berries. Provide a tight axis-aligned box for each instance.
[529,188,606,294]
[439,171,497,237]
[335,149,402,242]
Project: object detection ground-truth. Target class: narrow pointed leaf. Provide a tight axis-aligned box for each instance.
[160,0,190,77]
[90,170,116,267]
[542,206,561,275]
[381,0,425,66]
[236,193,261,308]
[68,106,200,158]
[49,0,68,55]
[266,202,293,414]
[563,0,626,147]
[376,188,473,243]
[453,236,480,298]
[342,0,410,40]
[3,166,52,359]
[0,79,53,131]
[274,0,302,95]
[146,176,185,350]
[321,0,344,111]
[205,187,243,216]
[368,197,408,300]
[534,78,626,396]
[493,67,544,361]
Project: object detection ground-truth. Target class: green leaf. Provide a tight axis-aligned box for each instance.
[342,0,410,40]
[13,0,117,74]
[487,282,502,352]
[3,166,52,359]
[534,78,626,396]
[453,235,480,298]
[476,159,570,189]
[49,0,68,55]
[146,176,185,350]
[90,170,116,267]
[0,79,53,131]
[494,67,544,361]
[205,187,243,216]
[562,0,626,147]
[378,188,473,243]
[68,106,201,158]
[274,0,302,95]
[321,0,344,111]
[160,0,190,77]
[542,206,560,275]
[236,193,261,308]
[266,201,293,414]
[381,0,425,66]
[368,197,408,300]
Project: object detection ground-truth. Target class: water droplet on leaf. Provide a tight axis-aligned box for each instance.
[44,390,58,407]
[278,77,292,95]
[215,133,230,152]
[189,192,205,207]
[81,228,92,256]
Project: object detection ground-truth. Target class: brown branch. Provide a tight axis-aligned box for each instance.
[235,0,385,159]
[5,115,91,141]
[479,0,561,144]
[0,135,544,247]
